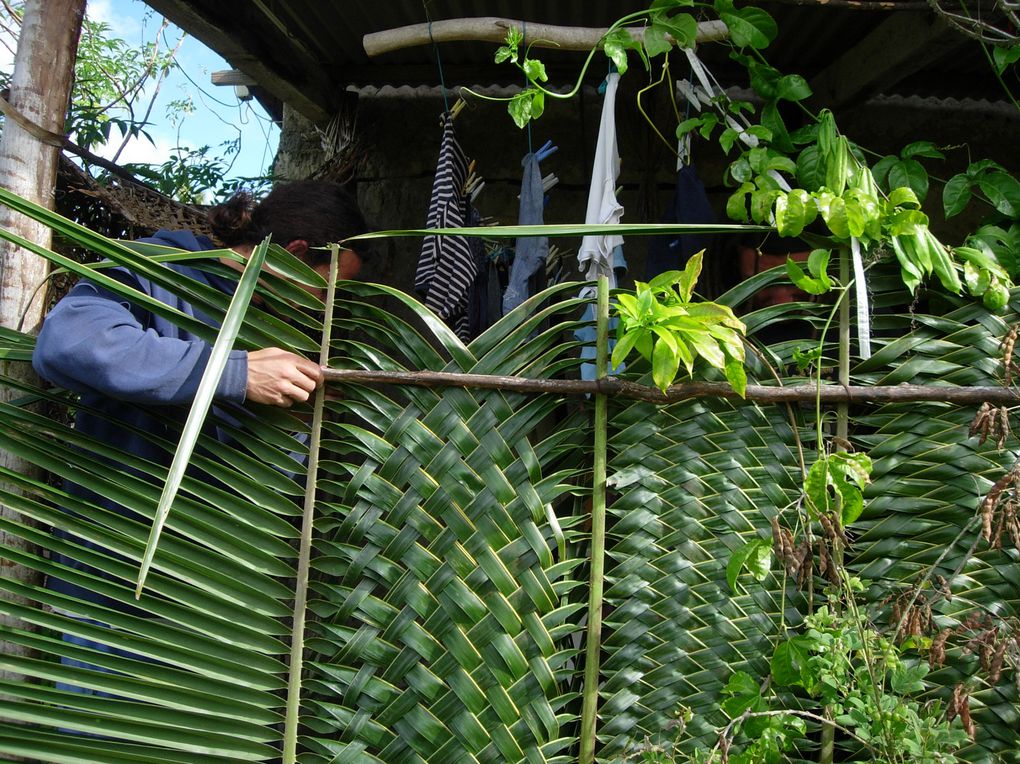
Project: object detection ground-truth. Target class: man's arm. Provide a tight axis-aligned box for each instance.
[34,278,321,408]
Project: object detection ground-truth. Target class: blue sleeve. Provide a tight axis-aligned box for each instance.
[33,275,248,406]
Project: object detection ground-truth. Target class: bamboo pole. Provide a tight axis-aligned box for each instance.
[284,245,340,763]
[363,17,729,58]
[579,276,610,764]
[322,368,1019,406]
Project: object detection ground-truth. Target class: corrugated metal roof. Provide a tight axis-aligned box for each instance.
[141,0,1012,122]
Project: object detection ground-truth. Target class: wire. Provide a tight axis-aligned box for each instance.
[423,2,450,115]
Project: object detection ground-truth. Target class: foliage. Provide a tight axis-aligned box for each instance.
[613,251,746,395]
[0,3,269,202]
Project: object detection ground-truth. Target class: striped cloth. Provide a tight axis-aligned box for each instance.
[416,118,477,341]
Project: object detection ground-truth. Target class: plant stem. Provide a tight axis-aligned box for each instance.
[837,247,851,444]
[579,275,610,764]
[282,244,338,763]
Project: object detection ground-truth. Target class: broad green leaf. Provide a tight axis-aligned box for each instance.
[719,127,739,155]
[610,327,639,371]
[643,24,672,58]
[786,255,830,296]
[724,355,747,398]
[678,250,704,302]
[978,171,1020,217]
[522,58,548,83]
[870,155,897,188]
[771,637,812,689]
[889,186,921,209]
[726,182,754,221]
[747,60,780,99]
[726,542,752,594]
[720,6,778,49]
[603,28,633,74]
[729,157,752,184]
[776,74,812,102]
[676,116,703,137]
[888,158,929,203]
[993,43,1020,74]
[963,261,991,296]
[508,89,536,128]
[943,174,972,219]
[795,144,825,190]
[890,662,929,694]
[983,280,1010,311]
[652,330,681,392]
[659,13,698,48]
[818,195,850,239]
[494,45,512,64]
[805,458,830,516]
[900,141,944,160]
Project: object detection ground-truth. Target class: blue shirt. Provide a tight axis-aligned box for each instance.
[32,229,248,609]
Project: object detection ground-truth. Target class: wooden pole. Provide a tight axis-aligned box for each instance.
[0,0,86,683]
[363,17,729,58]
[322,368,1020,406]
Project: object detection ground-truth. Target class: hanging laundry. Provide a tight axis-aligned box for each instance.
[577,72,625,286]
[415,117,477,341]
[502,151,549,315]
[575,71,627,381]
[645,164,716,279]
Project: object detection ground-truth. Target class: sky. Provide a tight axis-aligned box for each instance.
[2,0,280,193]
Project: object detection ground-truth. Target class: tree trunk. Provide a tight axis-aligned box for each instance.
[0,0,86,682]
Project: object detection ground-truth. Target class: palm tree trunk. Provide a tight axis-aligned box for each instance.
[0,0,86,684]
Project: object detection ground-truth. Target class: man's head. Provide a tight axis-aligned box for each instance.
[210,180,370,283]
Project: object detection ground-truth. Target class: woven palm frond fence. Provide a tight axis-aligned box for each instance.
[0,214,1018,763]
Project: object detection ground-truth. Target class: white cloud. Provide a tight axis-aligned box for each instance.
[93,130,179,168]
[85,0,142,42]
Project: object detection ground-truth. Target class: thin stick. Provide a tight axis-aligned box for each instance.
[579,275,610,764]
[322,368,1020,406]
[283,244,338,763]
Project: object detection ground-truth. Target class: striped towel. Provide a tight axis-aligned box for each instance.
[416,118,477,341]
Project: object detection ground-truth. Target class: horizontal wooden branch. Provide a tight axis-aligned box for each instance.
[322,368,1020,406]
[363,17,729,58]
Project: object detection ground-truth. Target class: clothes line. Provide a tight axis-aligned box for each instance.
[363,17,729,58]
[322,368,1020,407]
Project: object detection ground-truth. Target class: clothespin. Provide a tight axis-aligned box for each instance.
[534,139,558,163]
[469,181,485,203]
[598,61,618,95]
[542,173,559,193]
[439,96,468,126]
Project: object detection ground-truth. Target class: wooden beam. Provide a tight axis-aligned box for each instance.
[809,11,966,107]
[211,69,256,87]
[142,0,333,123]
[363,17,729,58]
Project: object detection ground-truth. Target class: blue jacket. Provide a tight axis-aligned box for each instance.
[33,229,248,609]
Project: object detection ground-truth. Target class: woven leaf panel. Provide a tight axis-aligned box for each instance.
[599,394,805,758]
[299,286,590,764]
[0,374,304,761]
[853,299,1020,763]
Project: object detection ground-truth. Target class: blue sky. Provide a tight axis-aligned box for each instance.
[91,0,280,185]
[0,0,280,194]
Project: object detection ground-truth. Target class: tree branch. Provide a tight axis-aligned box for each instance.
[322,368,1020,406]
[363,17,729,58]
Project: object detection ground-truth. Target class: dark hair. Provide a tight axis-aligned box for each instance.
[208,180,370,264]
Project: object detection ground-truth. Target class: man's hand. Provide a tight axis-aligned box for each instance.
[245,348,323,407]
